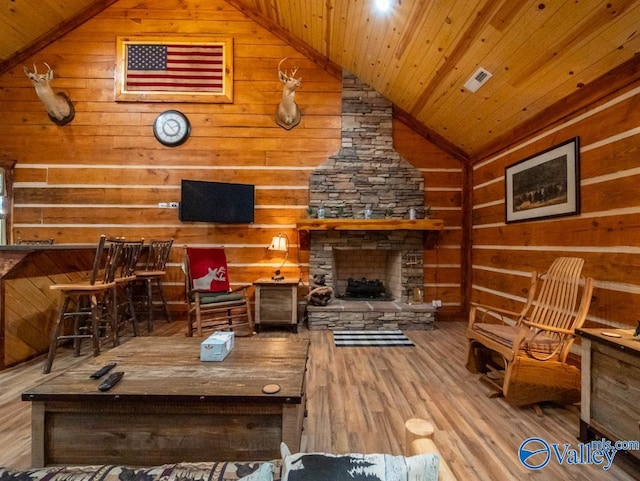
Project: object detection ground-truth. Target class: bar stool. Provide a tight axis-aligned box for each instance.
[114,238,144,337]
[134,238,173,332]
[43,235,123,374]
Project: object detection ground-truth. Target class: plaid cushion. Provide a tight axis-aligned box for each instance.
[0,461,280,481]
[472,323,559,356]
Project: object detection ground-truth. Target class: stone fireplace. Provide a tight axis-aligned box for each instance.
[312,230,424,303]
[304,71,436,330]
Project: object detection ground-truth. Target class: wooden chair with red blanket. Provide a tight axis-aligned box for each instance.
[184,246,254,337]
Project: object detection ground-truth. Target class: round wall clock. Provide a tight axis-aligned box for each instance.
[153,110,191,147]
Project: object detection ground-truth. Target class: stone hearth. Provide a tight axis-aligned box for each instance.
[307,299,435,331]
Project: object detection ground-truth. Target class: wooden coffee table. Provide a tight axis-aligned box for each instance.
[23,336,309,467]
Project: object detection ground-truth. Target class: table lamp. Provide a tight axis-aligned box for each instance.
[268,233,289,281]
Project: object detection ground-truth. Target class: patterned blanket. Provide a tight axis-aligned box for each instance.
[0,461,279,481]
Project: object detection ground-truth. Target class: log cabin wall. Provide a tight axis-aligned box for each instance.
[0,0,464,321]
[471,78,640,331]
[393,123,463,319]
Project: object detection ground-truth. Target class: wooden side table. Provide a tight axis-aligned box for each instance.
[576,327,640,475]
[253,277,299,332]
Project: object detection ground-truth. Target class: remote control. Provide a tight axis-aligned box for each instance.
[90,362,117,379]
[98,371,124,392]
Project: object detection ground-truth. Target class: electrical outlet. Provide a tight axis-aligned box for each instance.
[431,299,442,308]
[169,202,179,208]
[158,202,168,208]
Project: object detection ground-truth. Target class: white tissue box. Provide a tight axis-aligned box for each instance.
[200,331,234,361]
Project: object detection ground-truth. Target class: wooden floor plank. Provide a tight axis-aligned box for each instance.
[0,321,637,480]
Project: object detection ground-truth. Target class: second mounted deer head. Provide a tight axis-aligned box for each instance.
[275,57,301,130]
[23,62,75,126]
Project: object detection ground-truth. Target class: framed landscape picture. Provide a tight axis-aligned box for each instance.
[505,137,580,223]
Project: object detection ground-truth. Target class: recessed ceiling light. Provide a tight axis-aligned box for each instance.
[375,0,391,12]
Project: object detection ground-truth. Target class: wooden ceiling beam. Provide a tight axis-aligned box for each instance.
[0,0,118,75]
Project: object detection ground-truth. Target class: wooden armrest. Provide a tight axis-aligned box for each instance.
[469,302,523,329]
[521,319,574,336]
[471,302,521,318]
[405,418,457,481]
[229,284,251,293]
[189,285,250,296]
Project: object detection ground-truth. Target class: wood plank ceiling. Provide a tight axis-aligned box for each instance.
[2,0,640,159]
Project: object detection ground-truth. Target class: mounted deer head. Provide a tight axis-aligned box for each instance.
[23,62,75,126]
[275,57,301,130]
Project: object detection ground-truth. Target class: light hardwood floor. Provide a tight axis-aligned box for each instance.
[0,321,637,480]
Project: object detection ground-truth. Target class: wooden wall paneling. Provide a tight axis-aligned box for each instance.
[424,244,460,265]
[0,0,465,330]
[43,167,314,186]
[581,175,640,212]
[579,132,640,179]
[393,119,465,319]
[424,191,463,211]
[471,267,533,297]
[433,228,462,247]
[587,288,640,328]
[472,249,572,274]
[14,186,313,206]
[475,214,640,248]
[471,205,503,226]
[17,205,312,226]
[423,264,461,286]
[427,210,463,228]
[472,179,503,206]
[471,75,640,329]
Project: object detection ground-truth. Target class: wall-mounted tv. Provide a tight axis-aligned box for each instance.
[179,180,255,224]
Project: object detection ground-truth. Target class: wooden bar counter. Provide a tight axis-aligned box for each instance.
[0,244,98,370]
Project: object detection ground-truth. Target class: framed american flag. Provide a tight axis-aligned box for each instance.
[115,37,233,103]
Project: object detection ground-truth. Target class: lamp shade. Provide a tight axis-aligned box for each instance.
[268,234,289,252]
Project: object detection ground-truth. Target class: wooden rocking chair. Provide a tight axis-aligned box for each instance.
[465,257,594,407]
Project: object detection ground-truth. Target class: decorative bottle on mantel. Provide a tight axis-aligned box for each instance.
[317,204,325,219]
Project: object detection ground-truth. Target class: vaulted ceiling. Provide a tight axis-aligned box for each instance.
[2,0,640,159]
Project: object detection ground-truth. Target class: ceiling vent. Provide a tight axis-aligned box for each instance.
[464,67,493,93]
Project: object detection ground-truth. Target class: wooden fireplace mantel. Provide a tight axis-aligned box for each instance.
[296,218,444,231]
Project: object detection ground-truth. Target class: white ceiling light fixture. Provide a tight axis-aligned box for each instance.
[464,67,493,93]
[375,0,392,12]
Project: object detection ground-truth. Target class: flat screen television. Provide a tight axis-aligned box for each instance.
[179,180,255,224]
